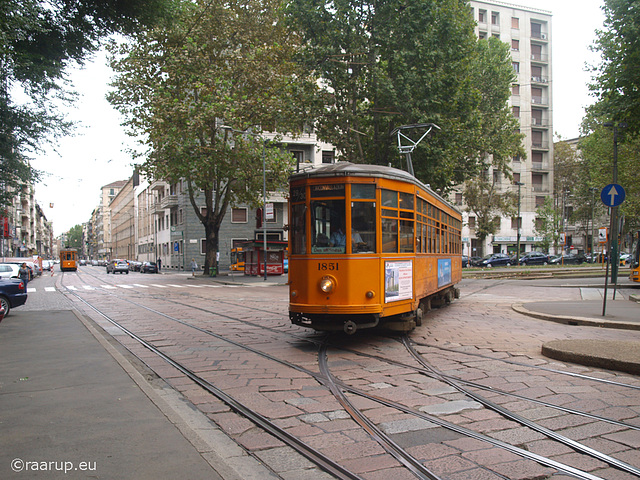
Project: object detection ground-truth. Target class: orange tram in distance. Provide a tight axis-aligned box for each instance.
[59,248,78,272]
[288,162,462,334]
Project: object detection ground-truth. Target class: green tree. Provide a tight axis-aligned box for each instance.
[65,225,84,249]
[588,0,640,136]
[286,0,524,192]
[578,124,640,235]
[534,196,560,254]
[463,172,517,258]
[108,0,318,274]
[0,0,173,210]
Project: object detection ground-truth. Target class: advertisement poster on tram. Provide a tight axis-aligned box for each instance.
[385,261,413,303]
[438,259,452,287]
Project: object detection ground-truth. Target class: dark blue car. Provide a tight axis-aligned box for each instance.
[0,278,28,319]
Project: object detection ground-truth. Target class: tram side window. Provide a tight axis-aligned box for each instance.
[382,218,398,253]
[291,204,306,254]
[351,201,376,253]
[311,200,346,253]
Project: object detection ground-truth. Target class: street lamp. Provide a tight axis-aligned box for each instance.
[514,181,524,265]
[221,126,269,281]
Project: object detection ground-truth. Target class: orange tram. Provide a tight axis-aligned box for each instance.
[288,162,462,334]
[59,248,78,272]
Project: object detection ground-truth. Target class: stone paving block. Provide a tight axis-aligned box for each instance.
[603,429,640,448]
[378,418,437,435]
[254,445,318,472]
[341,453,401,474]
[419,399,483,415]
[489,458,555,480]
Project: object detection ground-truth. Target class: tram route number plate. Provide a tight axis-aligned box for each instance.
[317,262,339,271]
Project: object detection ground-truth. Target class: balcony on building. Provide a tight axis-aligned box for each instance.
[531,95,549,107]
[531,112,549,128]
[149,180,167,193]
[160,194,178,209]
[531,160,549,171]
[531,75,549,85]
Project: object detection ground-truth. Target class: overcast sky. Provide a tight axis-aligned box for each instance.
[31,0,606,237]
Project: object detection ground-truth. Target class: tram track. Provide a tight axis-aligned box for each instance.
[58,270,640,479]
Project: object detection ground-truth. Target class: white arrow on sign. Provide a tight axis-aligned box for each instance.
[607,184,619,206]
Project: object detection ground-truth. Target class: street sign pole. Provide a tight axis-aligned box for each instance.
[600,182,625,316]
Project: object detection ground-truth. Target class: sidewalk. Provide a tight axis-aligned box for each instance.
[0,310,271,480]
[514,295,640,375]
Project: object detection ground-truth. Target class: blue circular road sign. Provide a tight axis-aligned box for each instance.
[601,183,626,207]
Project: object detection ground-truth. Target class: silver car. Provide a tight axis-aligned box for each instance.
[0,263,20,279]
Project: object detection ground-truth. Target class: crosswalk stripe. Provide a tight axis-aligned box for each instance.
[167,284,184,288]
[132,284,149,288]
[45,287,56,292]
[150,284,167,288]
[118,284,134,289]
[102,285,117,289]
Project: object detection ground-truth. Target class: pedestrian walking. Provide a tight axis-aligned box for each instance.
[190,258,197,277]
[157,257,162,272]
[19,262,30,288]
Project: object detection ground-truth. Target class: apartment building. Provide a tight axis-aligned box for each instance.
[1,182,53,259]
[467,1,553,257]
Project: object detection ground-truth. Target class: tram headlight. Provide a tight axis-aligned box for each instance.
[319,275,336,293]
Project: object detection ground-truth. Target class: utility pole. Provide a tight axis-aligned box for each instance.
[515,181,524,265]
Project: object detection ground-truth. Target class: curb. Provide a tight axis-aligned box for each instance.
[511,303,640,331]
[541,339,640,376]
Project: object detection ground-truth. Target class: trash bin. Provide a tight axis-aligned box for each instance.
[209,266,217,277]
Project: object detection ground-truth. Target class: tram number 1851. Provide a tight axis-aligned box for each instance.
[318,262,339,271]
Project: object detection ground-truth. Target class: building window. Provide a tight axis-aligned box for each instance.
[491,12,499,25]
[512,106,520,118]
[455,193,463,206]
[468,216,476,228]
[512,84,520,96]
[511,39,519,51]
[231,208,248,223]
[512,17,519,29]
[511,217,522,229]
[535,196,546,208]
[322,151,335,164]
[512,62,519,73]
[478,9,486,23]
[513,173,521,183]
[291,150,304,164]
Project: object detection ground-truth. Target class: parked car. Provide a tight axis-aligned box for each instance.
[473,253,513,267]
[0,278,28,318]
[517,252,550,266]
[140,261,158,274]
[0,263,20,279]
[549,253,587,265]
[129,261,143,272]
[106,259,130,274]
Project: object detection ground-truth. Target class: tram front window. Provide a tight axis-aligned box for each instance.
[351,201,376,253]
[311,200,346,253]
